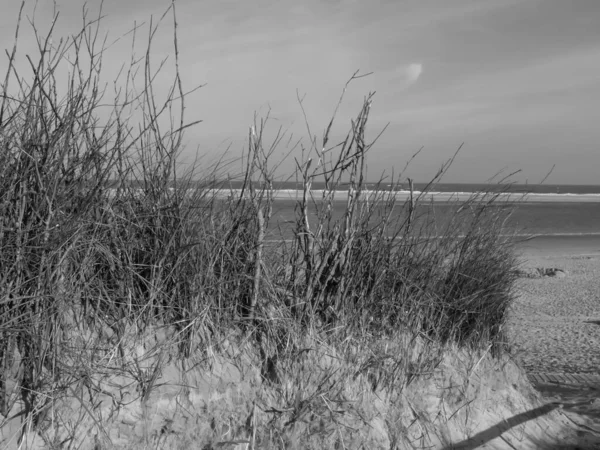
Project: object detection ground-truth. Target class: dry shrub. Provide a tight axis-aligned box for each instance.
[0,3,523,447]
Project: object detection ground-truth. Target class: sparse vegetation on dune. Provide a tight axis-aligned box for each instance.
[1,4,589,449]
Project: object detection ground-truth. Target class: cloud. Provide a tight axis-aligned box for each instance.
[405,63,423,84]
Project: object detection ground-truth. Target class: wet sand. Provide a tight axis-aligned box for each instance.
[515,235,600,259]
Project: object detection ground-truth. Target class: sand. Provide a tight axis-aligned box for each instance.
[3,241,600,448]
[509,254,600,374]
[507,244,600,438]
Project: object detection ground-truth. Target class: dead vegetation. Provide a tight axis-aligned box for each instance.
[0,3,575,449]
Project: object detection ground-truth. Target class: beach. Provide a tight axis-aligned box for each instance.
[507,236,600,431]
[510,251,600,373]
[264,192,600,378]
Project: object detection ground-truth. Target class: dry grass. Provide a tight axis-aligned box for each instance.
[0,3,552,449]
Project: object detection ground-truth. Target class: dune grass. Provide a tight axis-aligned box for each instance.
[0,4,524,448]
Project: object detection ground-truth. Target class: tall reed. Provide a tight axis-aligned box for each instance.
[0,3,521,445]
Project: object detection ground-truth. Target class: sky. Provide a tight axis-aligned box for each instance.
[1,0,599,184]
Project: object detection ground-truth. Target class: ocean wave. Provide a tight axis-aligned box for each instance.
[521,232,600,238]
[263,233,600,244]
[209,189,600,203]
[104,188,600,203]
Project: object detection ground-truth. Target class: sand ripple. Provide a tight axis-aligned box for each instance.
[508,255,600,373]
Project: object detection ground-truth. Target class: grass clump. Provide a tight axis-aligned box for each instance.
[0,3,524,449]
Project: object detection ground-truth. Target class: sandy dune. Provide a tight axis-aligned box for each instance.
[3,249,600,448]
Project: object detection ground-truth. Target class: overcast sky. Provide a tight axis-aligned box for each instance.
[1,0,599,184]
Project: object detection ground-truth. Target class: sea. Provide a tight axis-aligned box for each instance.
[220,182,600,259]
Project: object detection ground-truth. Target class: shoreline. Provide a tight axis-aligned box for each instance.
[516,235,600,259]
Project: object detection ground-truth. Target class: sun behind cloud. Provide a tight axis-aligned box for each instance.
[405,63,423,84]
